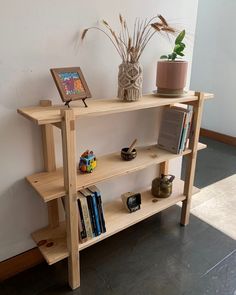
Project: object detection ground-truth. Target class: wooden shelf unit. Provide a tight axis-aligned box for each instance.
[18,91,213,290]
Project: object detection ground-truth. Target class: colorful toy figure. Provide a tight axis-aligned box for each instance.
[79,150,97,173]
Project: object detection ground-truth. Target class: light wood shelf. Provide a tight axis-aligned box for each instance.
[18,91,213,289]
[27,143,206,202]
[17,91,213,125]
[32,178,199,265]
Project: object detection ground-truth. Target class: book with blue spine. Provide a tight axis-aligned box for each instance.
[90,191,101,236]
[88,185,106,233]
[80,188,101,236]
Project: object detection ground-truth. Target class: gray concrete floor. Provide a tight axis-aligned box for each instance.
[182,136,236,188]
[1,136,236,295]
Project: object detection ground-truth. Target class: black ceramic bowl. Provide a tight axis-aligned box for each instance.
[121,147,137,161]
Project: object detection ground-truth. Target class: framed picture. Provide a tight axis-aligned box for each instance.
[50,67,91,107]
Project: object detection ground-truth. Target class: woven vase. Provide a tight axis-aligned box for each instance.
[118,62,143,101]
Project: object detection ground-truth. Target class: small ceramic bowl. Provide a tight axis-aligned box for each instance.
[121,147,137,161]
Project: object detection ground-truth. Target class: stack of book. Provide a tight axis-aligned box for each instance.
[77,185,106,243]
[158,106,193,154]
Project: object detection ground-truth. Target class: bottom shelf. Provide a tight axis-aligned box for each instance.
[32,179,198,265]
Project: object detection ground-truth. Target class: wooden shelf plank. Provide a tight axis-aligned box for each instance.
[18,92,213,125]
[32,179,198,265]
[27,143,206,202]
[32,223,67,265]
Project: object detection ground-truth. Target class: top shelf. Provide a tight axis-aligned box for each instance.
[18,91,213,125]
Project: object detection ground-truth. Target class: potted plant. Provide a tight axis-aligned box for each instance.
[82,15,176,102]
[156,30,188,96]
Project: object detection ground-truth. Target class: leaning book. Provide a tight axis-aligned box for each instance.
[158,107,186,154]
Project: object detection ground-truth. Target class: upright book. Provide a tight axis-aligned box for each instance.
[80,188,101,237]
[77,194,87,242]
[77,191,94,240]
[61,196,87,242]
[88,185,106,233]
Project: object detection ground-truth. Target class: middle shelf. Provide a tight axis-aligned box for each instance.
[27,143,206,202]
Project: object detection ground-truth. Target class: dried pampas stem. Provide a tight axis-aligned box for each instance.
[158,15,168,26]
[81,13,177,63]
[81,29,88,40]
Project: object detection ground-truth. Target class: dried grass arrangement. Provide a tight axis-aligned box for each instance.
[82,14,177,101]
[82,14,176,63]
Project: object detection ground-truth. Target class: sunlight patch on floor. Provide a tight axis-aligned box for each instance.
[189,174,236,240]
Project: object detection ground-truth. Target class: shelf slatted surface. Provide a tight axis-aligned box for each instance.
[32,179,199,265]
[27,143,206,202]
[18,92,214,125]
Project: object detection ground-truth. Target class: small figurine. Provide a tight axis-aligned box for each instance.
[79,150,97,173]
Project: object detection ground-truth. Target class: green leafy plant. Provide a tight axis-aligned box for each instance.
[160,30,186,61]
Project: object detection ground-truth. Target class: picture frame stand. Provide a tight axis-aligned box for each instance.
[82,98,88,108]
[65,100,72,108]
[64,98,88,108]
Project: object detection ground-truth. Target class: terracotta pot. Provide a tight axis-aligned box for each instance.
[156,60,188,95]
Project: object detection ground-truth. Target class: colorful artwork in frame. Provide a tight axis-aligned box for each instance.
[50,67,91,107]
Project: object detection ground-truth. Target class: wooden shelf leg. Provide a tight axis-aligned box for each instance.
[181,92,205,226]
[40,100,59,228]
[61,109,80,289]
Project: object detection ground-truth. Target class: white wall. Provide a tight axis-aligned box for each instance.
[191,0,236,137]
[0,0,199,261]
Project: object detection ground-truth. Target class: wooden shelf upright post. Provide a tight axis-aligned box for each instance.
[40,100,59,228]
[181,92,205,225]
[61,108,80,289]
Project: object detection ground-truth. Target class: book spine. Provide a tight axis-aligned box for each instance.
[184,110,193,150]
[91,194,101,235]
[86,196,98,237]
[61,197,65,210]
[180,112,189,153]
[77,199,87,241]
[178,112,187,153]
[185,111,192,149]
[96,194,106,233]
[80,198,93,240]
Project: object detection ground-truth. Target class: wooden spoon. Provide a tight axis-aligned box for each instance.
[127,139,137,153]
